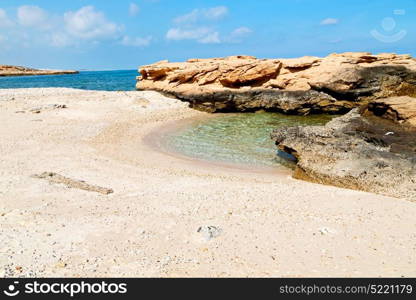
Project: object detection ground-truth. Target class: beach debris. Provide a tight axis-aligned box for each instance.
[15,266,23,273]
[31,172,113,195]
[31,104,67,113]
[55,260,68,269]
[135,97,150,108]
[197,225,222,241]
[385,131,394,136]
[16,104,67,114]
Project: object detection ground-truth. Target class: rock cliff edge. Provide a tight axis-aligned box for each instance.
[137,52,416,114]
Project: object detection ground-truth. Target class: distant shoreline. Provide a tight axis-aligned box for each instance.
[0,65,79,77]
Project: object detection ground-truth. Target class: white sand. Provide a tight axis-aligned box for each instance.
[0,88,415,277]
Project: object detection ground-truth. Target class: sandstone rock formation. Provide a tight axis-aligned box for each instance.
[0,65,78,77]
[137,53,416,114]
[271,96,416,200]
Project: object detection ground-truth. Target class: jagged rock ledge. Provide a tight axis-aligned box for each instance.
[137,53,416,114]
[271,96,416,200]
[0,65,78,77]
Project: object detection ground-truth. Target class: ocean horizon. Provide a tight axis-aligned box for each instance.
[0,69,138,91]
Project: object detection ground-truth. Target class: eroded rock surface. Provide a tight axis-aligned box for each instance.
[0,65,78,77]
[137,53,416,114]
[271,96,416,200]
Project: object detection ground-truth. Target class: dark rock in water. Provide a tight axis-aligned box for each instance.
[137,53,416,114]
[271,96,416,201]
[276,150,298,163]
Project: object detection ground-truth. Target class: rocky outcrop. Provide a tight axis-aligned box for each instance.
[271,96,416,200]
[0,65,78,77]
[137,53,416,114]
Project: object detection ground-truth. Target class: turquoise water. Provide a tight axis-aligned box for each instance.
[167,112,333,169]
[0,70,138,91]
[1,71,333,169]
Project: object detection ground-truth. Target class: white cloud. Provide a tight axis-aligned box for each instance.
[320,18,339,25]
[174,10,198,24]
[198,32,220,44]
[168,6,229,44]
[166,27,209,40]
[174,6,228,24]
[166,27,220,44]
[64,6,122,40]
[121,35,151,47]
[204,6,228,20]
[0,9,13,27]
[329,38,342,44]
[225,26,253,43]
[230,27,252,37]
[129,3,140,16]
[17,5,48,28]
[49,32,72,47]
[3,4,152,49]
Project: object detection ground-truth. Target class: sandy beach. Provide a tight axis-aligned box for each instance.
[1,88,416,277]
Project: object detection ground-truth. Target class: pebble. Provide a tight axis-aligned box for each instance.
[319,227,336,235]
[197,226,222,241]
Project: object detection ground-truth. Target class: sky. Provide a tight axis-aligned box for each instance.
[0,0,415,70]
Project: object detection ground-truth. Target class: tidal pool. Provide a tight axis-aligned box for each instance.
[166,112,334,169]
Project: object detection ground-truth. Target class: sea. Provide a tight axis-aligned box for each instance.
[0,69,333,168]
[0,70,138,91]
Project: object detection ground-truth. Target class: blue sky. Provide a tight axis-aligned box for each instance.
[0,0,415,70]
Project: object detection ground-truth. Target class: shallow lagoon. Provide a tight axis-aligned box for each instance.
[167,112,334,169]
